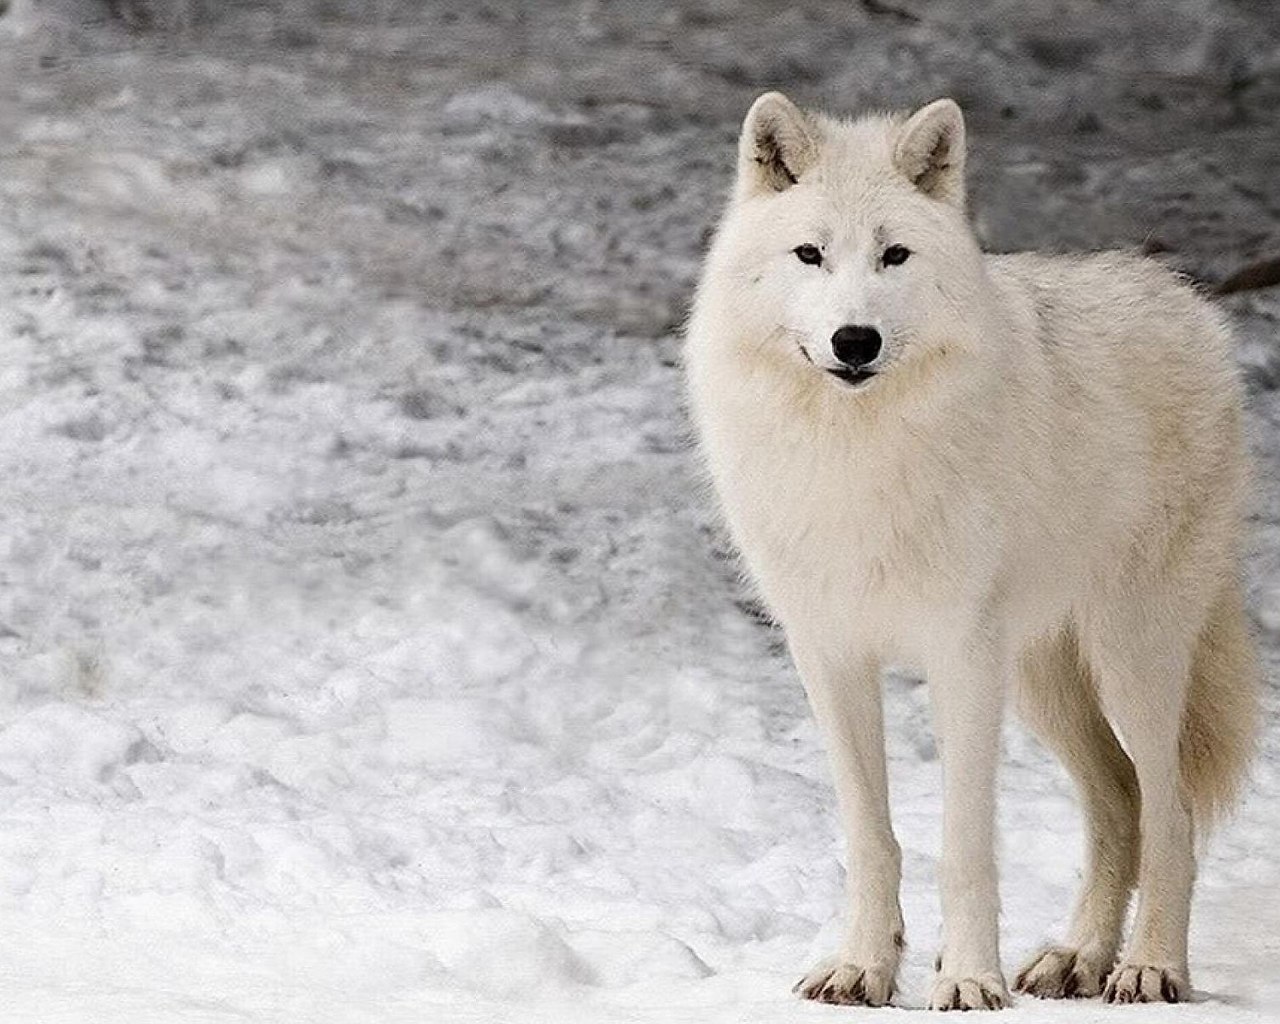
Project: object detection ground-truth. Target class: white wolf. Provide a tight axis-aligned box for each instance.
[685,93,1259,1011]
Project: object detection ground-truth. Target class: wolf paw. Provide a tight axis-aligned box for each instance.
[929,973,1010,1011]
[794,957,896,1006]
[1102,963,1189,1004]
[1014,945,1110,999]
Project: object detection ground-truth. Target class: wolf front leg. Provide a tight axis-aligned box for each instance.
[788,638,904,1007]
[927,631,1011,1010]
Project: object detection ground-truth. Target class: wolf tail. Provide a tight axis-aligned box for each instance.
[1180,581,1261,828]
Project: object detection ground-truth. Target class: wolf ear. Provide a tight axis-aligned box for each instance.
[738,92,821,195]
[894,98,966,207]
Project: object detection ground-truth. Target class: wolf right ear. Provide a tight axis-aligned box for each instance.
[894,98,966,208]
[738,92,821,195]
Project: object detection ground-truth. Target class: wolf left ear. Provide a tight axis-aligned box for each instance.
[894,98,966,207]
[738,92,821,195]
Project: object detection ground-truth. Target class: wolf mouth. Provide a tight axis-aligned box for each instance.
[826,367,877,388]
[798,344,878,388]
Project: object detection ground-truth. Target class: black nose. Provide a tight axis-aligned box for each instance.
[831,325,882,368]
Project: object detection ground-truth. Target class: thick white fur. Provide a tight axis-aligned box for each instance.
[685,94,1259,1010]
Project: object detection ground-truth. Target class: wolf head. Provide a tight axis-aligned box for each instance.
[704,93,987,393]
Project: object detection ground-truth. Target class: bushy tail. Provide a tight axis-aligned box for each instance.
[1180,582,1261,828]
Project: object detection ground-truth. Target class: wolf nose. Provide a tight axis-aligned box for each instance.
[831,325,882,368]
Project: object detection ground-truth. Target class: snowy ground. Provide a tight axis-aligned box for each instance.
[0,2,1278,1021]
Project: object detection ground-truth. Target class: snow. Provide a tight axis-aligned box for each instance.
[0,2,1277,1021]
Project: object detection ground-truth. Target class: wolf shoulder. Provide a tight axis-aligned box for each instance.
[984,248,1237,383]
[985,249,1232,348]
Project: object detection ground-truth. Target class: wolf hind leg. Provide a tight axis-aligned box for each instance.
[1013,626,1139,999]
[1081,599,1200,1004]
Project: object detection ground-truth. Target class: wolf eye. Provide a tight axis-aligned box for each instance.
[793,244,823,266]
[882,245,911,267]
